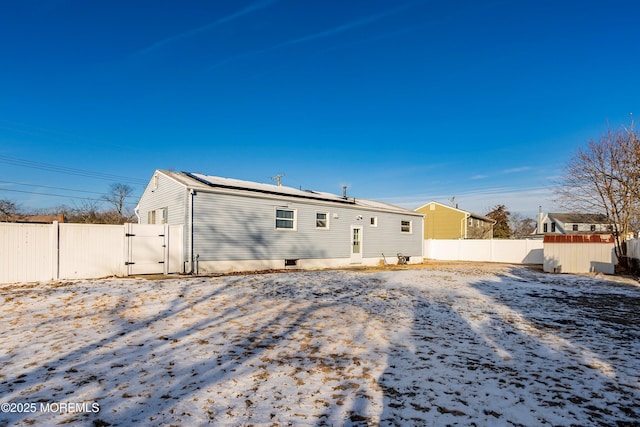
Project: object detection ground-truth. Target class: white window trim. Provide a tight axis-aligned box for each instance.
[316,211,330,229]
[161,207,168,224]
[275,207,297,231]
[370,216,378,227]
[401,220,412,234]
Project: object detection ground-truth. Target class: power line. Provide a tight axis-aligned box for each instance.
[0,155,147,185]
[0,188,139,205]
[0,180,139,198]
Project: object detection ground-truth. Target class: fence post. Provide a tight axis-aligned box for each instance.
[164,223,169,275]
[124,223,130,276]
[51,221,60,281]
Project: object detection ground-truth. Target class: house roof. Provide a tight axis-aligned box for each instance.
[186,172,354,205]
[157,170,420,216]
[469,212,495,223]
[1,214,65,224]
[415,201,494,223]
[548,213,609,224]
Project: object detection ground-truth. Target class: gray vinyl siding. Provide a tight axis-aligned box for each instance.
[362,213,423,258]
[136,172,187,226]
[191,191,423,261]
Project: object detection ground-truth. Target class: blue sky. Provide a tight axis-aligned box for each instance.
[1,0,639,218]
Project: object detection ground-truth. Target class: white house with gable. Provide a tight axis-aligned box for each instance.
[536,212,612,235]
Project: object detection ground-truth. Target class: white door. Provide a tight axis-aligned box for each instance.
[126,224,166,275]
[350,226,363,263]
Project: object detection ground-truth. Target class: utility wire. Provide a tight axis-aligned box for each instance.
[0,180,139,198]
[0,187,139,205]
[0,155,147,185]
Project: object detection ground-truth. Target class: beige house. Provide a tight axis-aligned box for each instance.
[415,201,494,239]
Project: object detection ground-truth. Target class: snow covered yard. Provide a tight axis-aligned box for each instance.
[1,264,639,426]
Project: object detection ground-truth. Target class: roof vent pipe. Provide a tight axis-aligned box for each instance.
[342,186,347,199]
[538,206,543,234]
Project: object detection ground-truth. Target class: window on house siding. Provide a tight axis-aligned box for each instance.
[276,208,296,230]
[370,216,378,227]
[590,224,596,232]
[148,210,156,224]
[401,220,412,233]
[551,222,556,232]
[543,223,548,233]
[316,212,328,229]
[161,207,168,224]
[572,224,578,231]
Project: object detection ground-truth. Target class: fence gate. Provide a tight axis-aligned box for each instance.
[125,223,166,275]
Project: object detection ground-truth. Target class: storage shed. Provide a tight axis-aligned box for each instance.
[543,234,616,274]
[135,170,424,273]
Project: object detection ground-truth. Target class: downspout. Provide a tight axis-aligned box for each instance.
[187,189,195,274]
[462,214,469,239]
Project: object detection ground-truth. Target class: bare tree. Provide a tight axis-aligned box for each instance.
[509,213,536,239]
[0,199,20,221]
[69,200,102,224]
[555,118,640,264]
[102,183,135,223]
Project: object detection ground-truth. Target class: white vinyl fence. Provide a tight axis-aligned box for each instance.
[423,239,544,264]
[0,223,55,283]
[0,222,183,284]
[627,238,640,260]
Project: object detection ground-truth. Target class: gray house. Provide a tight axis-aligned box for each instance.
[135,170,424,273]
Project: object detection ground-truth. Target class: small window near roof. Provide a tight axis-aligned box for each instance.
[590,224,596,232]
[370,216,378,227]
[572,224,578,231]
[401,220,412,233]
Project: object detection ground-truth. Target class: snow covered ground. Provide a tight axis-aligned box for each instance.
[1,263,639,426]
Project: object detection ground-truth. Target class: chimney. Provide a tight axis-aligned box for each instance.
[538,206,543,234]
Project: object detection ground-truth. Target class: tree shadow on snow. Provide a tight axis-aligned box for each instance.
[2,266,640,426]
[1,271,403,426]
[373,266,640,426]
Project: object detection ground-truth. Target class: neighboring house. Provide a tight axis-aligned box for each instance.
[536,212,612,235]
[414,201,495,239]
[135,170,424,273]
[1,214,65,224]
